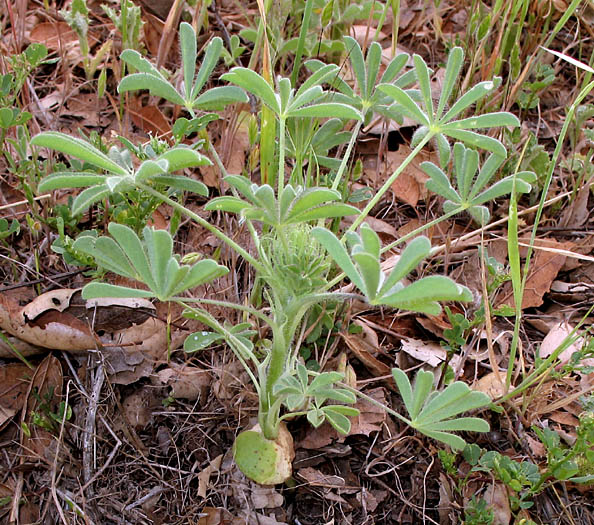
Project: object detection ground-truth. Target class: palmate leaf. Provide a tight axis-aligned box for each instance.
[221,68,280,114]
[74,223,228,301]
[422,142,537,225]
[378,47,520,166]
[120,24,247,112]
[205,177,359,227]
[305,38,412,123]
[392,368,490,450]
[312,224,472,315]
[34,131,211,214]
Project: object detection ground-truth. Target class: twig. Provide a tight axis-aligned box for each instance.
[83,359,105,491]
[123,486,166,511]
[62,353,122,492]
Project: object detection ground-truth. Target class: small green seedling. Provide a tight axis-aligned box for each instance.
[0,218,19,243]
[60,0,112,80]
[422,142,536,225]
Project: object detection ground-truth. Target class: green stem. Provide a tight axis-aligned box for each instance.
[338,380,411,425]
[174,296,274,327]
[386,207,462,255]
[260,326,287,439]
[330,120,363,192]
[135,181,264,272]
[346,132,433,234]
[179,302,262,390]
[207,139,229,180]
[278,116,286,196]
[506,80,594,389]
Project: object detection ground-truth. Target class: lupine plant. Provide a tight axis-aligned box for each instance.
[31,22,538,484]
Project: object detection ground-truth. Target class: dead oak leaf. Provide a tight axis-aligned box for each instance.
[496,238,574,309]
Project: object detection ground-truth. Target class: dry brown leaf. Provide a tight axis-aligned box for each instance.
[224,126,251,175]
[0,335,43,359]
[483,482,512,525]
[29,22,77,50]
[297,467,345,488]
[298,387,386,449]
[496,238,573,309]
[197,454,223,498]
[351,25,388,45]
[130,103,171,137]
[341,321,392,381]
[297,420,337,449]
[121,386,157,429]
[250,485,284,509]
[138,0,175,19]
[348,387,387,437]
[538,321,590,367]
[362,146,430,207]
[560,181,591,228]
[0,291,98,355]
[400,338,462,370]
[525,434,546,457]
[156,363,211,400]
[22,354,63,463]
[64,93,110,127]
[99,316,178,385]
[246,514,287,525]
[85,295,156,331]
[438,472,457,524]
[475,372,506,401]
[549,411,580,427]
[20,289,79,319]
[0,363,31,429]
[356,489,387,513]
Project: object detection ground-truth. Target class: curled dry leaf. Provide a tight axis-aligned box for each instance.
[482,482,512,525]
[29,22,77,50]
[197,454,223,499]
[341,320,392,383]
[400,338,462,369]
[538,321,590,366]
[130,102,171,137]
[156,363,211,400]
[121,386,157,429]
[496,239,574,309]
[101,316,174,385]
[297,467,345,488]
[0,290,157,357]
[0,290,98,355]
[475,371,507,401]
